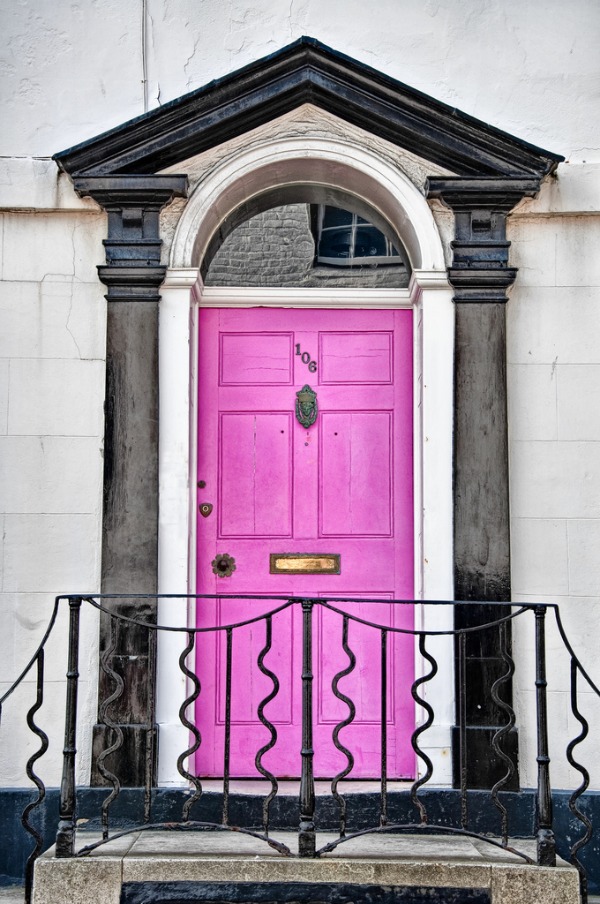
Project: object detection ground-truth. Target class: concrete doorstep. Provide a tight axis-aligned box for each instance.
[0,888,25,904]
[31,831,581,904]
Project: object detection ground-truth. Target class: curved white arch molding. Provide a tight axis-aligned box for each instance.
[169,136,446,272]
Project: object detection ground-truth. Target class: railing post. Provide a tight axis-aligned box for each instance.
[534,605,556,866]
[299,599,316,857]
[56,596,82,857]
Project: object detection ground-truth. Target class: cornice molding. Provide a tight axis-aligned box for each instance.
[74,175,188,302]
[73,175,188,207]
[427,177,541,303]
[54,37,562,179]
[426,176,541,209]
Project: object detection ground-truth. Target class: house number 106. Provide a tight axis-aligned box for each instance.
[295,343,317,373]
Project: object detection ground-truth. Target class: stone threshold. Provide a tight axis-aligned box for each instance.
[32,831,581,904]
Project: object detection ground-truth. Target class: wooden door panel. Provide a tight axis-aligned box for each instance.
[314,595,415,777]
[320,412,392,536]
[196,307,414,778]
[220,332,293,384]
[219,413,293,537]
[319,331,393,384]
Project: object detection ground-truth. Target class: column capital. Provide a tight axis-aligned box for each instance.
[73,175,188,302]
[426,176,541,303]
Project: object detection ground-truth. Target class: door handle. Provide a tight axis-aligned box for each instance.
[212,553,236,578]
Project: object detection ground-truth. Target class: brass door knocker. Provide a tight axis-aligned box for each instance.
[295,384,318,428]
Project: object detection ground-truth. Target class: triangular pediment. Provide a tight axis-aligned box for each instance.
[54,37,561,179]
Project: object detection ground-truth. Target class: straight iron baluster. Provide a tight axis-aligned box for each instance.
[534,606,556,866]
[223,627,233,825]
[56,596,82,858]
[299,599,316,857]
[458,631,468,829]
[380,629,388,827]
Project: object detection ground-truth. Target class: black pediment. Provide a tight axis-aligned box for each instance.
[54,37,562,179]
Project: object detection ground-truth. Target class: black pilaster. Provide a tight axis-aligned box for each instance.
[427,178,539,789]
[73,176,188,786]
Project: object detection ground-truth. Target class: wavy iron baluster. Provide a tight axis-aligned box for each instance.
[255,614,280,835]
[409,634,438,824]
[22,652,49,904]
[177,631,203,821]
[566,659,592,903]
[330,615,356,838]
[96,617,124,840]
[490,620,517,846]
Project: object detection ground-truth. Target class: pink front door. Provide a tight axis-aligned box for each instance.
[195,307,414,778]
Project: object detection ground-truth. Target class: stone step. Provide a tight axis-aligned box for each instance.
[32,831,581,904]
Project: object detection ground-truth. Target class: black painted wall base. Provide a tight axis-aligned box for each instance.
[2,787,599,891]
[120,880,490,903]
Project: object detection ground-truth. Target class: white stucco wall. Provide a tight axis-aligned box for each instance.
[0,0,599,793]
[0,202,107,784]
[508,184,600,788]
[1,0,598,163]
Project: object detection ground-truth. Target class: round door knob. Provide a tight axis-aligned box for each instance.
[211,553,236,578]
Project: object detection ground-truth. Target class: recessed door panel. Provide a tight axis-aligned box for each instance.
[219,413,292,537]
[320,411,392,537]
[220,332,293,384]
[320,331,393,384]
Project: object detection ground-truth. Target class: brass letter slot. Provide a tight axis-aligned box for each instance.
[270,553,341,575]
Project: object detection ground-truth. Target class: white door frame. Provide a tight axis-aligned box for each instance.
[155,136,454,785]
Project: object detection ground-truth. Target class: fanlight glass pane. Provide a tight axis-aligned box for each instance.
[318,227,353,259]
[354,226,390,258]
[316,206,402,267]
[322,207,353,228]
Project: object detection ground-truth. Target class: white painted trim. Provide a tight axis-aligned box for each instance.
[410,270,455,780]
[157,272,455,785]
[156,268,197,782]
[199,287,412,308]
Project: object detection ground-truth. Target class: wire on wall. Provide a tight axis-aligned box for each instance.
[141,0,149,113]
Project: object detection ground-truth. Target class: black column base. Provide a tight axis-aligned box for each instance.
[452,726,519,792]
[91,723,157,788]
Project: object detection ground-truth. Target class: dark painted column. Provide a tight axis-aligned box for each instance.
[73,176,188,786]
[427,177,539,789]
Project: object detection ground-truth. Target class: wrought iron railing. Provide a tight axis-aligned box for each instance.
[1,594,598,903]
